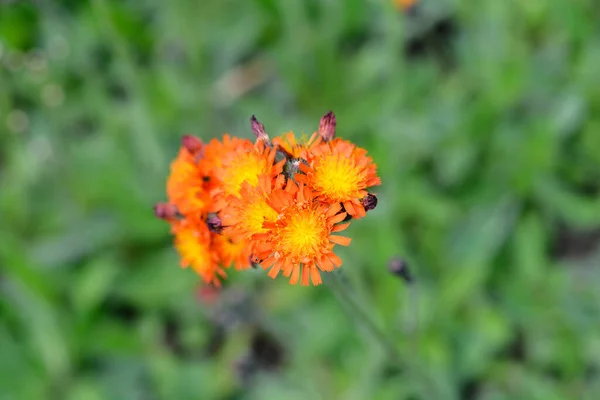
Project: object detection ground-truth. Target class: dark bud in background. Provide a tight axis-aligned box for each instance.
[234,328,286,386]
[362,193,378,211]
[206,214,223,234]
[250,115,270,144]
[181,134,204,155]
[318,111,336,142]
[250,329,286,371]
[153,202,180,220]
[388,257,413,283]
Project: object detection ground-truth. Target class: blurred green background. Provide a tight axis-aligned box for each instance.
[2,0,600,399]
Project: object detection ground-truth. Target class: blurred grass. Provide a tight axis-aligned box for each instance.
[1,0,600,399]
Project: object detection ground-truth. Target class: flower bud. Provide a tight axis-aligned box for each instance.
[181,134,204,155]
[362,193,378,211]
[318,111,336,142]
[283,158,306,180]
[153,203,180,220]
[207,214,223,234]
[388,257,413,283]
[250,115,269,143]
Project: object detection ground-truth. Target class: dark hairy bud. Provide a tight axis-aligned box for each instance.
[362,193,378,211]
[388,257,413,283]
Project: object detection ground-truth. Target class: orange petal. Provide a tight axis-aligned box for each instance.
[261,255,278,268]
[268,262,281,279]
[310,267,322,285]
[343,201,356,216]
[326,202,342,217]
[290,265,300,285]
[318,256,335,272]
[332,222,351,233]
[354,204,366,219]
[301,267,310,286]
[294,174,308,184]
[329,253,342,267]
[330,235,351,246]
[329,212,347,224]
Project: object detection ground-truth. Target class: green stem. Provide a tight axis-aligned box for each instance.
[325,271,402,364]
[326,271,439,397]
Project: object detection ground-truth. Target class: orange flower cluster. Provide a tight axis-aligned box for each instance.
[155,112,381,286]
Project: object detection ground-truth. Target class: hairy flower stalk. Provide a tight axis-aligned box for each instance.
[155,111,380,286]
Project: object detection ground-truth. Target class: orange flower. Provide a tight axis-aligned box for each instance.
[296,138,381,219]
[167,147,211,218]
[221,174,285,244]
[212,232,252,271]
[253,181,352,286]
[204,136,283,211]
[273,131,321,160]
[173,219,226,287]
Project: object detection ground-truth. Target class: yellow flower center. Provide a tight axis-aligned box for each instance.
[243,199,279,235]
[312,154,362,201]
[221,152,269,197]
[277,205,327,259]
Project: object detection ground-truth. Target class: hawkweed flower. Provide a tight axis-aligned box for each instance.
[253,181,351,286]
[173,219,226,287]
[296,137,381,218]
[213,232,252,270]
[204,136,283,212]
[167,135,211,218]
[221,174,285,244]
[156,111,380,287]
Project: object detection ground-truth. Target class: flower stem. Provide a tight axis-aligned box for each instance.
[325,271,402,364]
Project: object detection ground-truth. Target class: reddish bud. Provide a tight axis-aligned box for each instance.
[154,203,179,220]
[250,115,269,143]
[362,193,378,211]
[318,111,336,142]
[196,284,221,304]
[181,134,204,155]
[207,214,223,234]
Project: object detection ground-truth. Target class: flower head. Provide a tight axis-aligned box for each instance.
[296,138,381,219]
[173,219,226,286]
[254,182,351,286]
[221,174,285,244]
[213,232,252,271]
[167,144,211,218]
[204,136,283,211]
[157,112,379,288]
